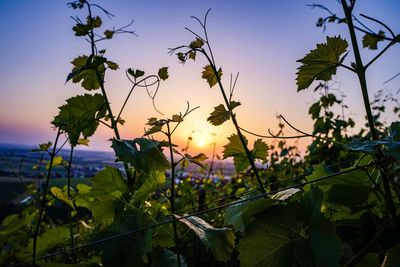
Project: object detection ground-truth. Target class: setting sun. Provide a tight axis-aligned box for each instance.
[197,138,206,148]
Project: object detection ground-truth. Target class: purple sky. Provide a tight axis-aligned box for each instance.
[1,0,399,155]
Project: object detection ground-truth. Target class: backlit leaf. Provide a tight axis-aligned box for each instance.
[207,104,230,126]
[131,171,166,203]
[112,138,170,173]
[51,186,75,209]
[202,65,222,88]
[252,139,268,161]
[52,94,107,146]
[362,30,385,50]
[296,36,348,91]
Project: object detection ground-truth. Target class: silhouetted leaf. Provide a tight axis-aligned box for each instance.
[229,100,241,110]
[127,68,145,79]
[202,65,222,88]
[104,29,114,39]
[207,104,230,126]
[362,30,385,50]
[158,67,169,80]
[189,38,204,49]
[296,36,348,91]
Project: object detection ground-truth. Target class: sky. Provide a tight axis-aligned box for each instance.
[0,0,399,157]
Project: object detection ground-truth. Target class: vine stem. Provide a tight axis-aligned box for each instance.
[200,49,267,194]
[85,1,133,186]
[166,121,181,267]
[32,128,61,265]
[66,146,76,262]
[341,0,398,229]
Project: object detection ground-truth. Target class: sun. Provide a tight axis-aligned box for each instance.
[197,138,206,148]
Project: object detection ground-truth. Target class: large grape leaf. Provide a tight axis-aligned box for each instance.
[237,204,306,267]
[225,197,274,233]
[131,171,166,204]
[52,93,107,146]
[112,138,170,173]
[75,167,128,227]
[175,215,235,263]
[67,55,107,90]
[296,36,348,91]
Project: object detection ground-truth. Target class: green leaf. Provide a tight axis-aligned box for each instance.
[131,171,166,204]
[127,68,145,79]
[309,102,321,119]
[207,104,230,126]
[151,248,187,267]
[229,100,241,110]
[296,36,348,91]
[46,155,63,169]
[106,60,119,70]
[202,65,222,88]
[75,167,127,227]
[189,38,204,49]
[52,94,107,146]
[23,227,70,257]
[237,204,305,267]
[176,215,235,263]
[68,55,106,90]
[112,138,170,173]
[362,30,385,50]
[50,186,75,209]
[104,29,114,39]
[183,153,208,170]
[31,141,52,152]
[252,139,268,161]
[225,197,274,233]
[158,67,169,80]
[223,134,246,158]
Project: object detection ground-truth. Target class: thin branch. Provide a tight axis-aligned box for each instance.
[365,36,399,69]
[360,13,395,38]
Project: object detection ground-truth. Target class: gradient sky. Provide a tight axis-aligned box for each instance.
[0,0,399,156]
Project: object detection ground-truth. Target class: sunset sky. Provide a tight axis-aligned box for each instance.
[0,0,399,157]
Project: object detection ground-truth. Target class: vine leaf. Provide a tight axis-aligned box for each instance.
[175,215,235,263]
[52,93,107,146]
[183,153,208,170]
[223,135,268,172]
[362,30,385,50]
[50,186,75,209]
[237,204,306,267]
[75,167,128,227]
[67,55,107,90]
[202,65,222,88]
[112,138,170,173]
[207,104,230,126]
[190,38,204,49]
[225,197,274,233]
[127,68,145,79]
[158,67,169,80]
[131,171,166,204]
[296,36,348,91]
[229,100,241,110]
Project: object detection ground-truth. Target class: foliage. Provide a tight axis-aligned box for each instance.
[1,1,399,267]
